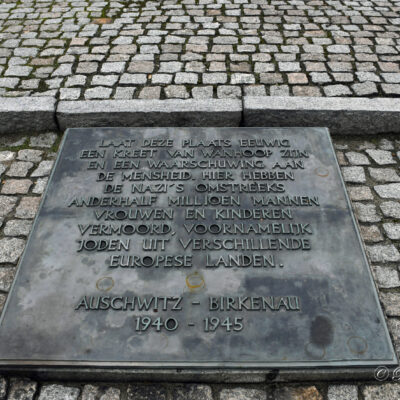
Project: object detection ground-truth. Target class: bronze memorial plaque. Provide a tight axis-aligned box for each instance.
[0,127,396,369]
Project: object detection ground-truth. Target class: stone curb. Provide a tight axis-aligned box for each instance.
[2,96,400,136]
[0,97,57,134]
[56,99,242,130]
[243,96,400,135]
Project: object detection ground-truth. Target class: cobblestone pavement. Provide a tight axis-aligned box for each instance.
[1,131,400,398]
[0,0,400,100]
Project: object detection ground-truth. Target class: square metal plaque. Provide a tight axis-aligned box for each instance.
[0,127,397,369]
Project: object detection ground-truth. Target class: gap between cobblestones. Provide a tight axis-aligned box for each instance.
[2,95,400,135]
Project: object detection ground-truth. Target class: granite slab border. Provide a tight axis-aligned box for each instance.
[0,97,57,134]
[56,99,242,129]
[2,97,400,136]
[243,96,400,135]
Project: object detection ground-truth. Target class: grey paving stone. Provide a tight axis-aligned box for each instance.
[127,385,167,400]
[32,178,48,194]
[324,85,352,96]
[6,161,33,177]
[274,386,322,400]
[38,385,80,400]
[345,151,370,165]
[380,201,400,219]
[0,376,6,399]
[341,166,366,183]
[0,164,6,177]
[0,196,17,217]
[347,186,374,201]
[217,86,241,99]
[380,293,400,316]
[0,267,16,290]
[120,73,147,85]
[128,61,154,73]
[388,318,400,345]
[294,87,323,97]
[219,388,266,400]
[4,219,32,237]
[17,149,43,163]
[192,86,213,99]
[65,75,87,87]
[382,84,400,95]
[60,88,81,100]
[310,72,331,84]
[383,223,400,240]
[369,168,400,182]
[0,294,7,314]
[260,73,283,84]
[379,139,394,150]
[165,85,189,99]
[1,179,32,194]
[15,196,41,219]
[85,87,113,100]
[335,151,347,166]
[352,82,378,96]
[366,245,400,263]
[360,224,383,243]
[279,62,300,72]
[114,87,136,99]
[375,183,400,199]
[363,384,400,400]
[175,72,198,84]
[328,45,351,54]
[203,73,227,84]
[0,78,19,88]
[99,388,121,400]
[31,160,54,177]
[159,62,182,73]
[76,62,98,74]
[5,66,32,77]
[270,85,290,97]
[358,141,376,151]
[52,64,72,77]
[0,151,16,162]
[171,385,213,400]
[0,238,25,264]
[91,75,119,87]
[356,72,381,83]
[231,73,255,84]
[151,74,173,85]
[288,73,308,85]
[100,62,125,74]
[366,149,396,165]
[327,385,358,400]
[244,85,266,97]
[353,203,381,223]
[8,378,37,400]
[81,385,99,400]
[30,133,57,148]
[138,87,161,99]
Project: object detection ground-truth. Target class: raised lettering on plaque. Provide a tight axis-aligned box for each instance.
[0,128,396,368]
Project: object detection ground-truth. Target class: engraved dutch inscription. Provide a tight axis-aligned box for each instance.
[0,127,396,368]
